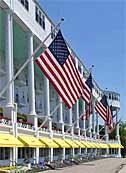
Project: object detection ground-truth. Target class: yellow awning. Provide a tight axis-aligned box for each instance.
[53,138,70,148]
[87,142,97,148]
[39,137,59,148]
[0,134,23,147]
[120,145,124,148]
[18,136,45,148]
[109,143,124,148]
[100,143,109,148]
[73,140,86,148]
[81,141,92,148]
[65,139,79,148]
[92,142,101,148]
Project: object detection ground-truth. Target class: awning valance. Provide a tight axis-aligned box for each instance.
[18,136,45,148]
[73,140,86,148]
[81,141,92,148]
[65,139,79,148]
[53,138,70,148]
[39,137,59,148]
[109,143,124,148]
[0,134,23,147]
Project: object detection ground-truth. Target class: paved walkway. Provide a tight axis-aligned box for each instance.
[43,158,126,173]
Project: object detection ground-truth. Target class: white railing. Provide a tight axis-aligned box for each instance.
[0,118,12,126]
[52,129,62,134]
[17,122,35,130]
[39,127,50,132]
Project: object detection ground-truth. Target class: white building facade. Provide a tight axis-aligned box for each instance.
[0,0,122,166]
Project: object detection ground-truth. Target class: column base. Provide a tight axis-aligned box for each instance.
[5,103,14,108]
[93,133,96,139]
[58,120,63,124]
[29,111,36,116]
[4,105,14,120]
[48,117,52,133]
[116,135,120,141]
[27,114,38,129]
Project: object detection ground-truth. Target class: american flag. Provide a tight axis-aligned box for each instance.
[81,73,93,120]
[95,95,108,122]
[81,106,90,120]
[107,105,114,133]
[35,30,83,108]
[82,73,93,105]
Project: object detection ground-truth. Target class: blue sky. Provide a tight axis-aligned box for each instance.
[39,0,125,120]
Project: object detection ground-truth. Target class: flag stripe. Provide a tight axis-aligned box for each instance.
[81,76,92,105]
[64,57,82,97]
[63,64,80,99]
[95,105,107,121]
[35,57,72,108]
[68,57,83,94]
[95,103,106,117]
[41,52,75,105]
[45,50,77,103]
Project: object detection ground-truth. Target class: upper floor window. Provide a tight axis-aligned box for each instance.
[51,25,55,39]
[35,6,45,30]
[19,0,29,11]
[78,65,81,73]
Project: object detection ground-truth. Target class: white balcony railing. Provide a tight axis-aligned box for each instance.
[0,118,12,126]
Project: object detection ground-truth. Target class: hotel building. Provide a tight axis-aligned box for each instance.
[0,0,122,166]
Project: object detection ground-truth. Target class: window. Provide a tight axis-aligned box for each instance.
[35,6,39,22]
[51,25,55,39]
[109,94,111,99]
[35,6,46,30]
[39,148,49,157]
[0,148,10,160]
[15,88,19,103]
[19,0,29,11]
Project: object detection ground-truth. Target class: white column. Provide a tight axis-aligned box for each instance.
[92,99,96,138]
[28,32,37,125]
[59,97,63,123]
[58,97,64,134]
[82,101,86,133]
[44,77,52,134]
[88,113,92,138]
[10,148,13,166]
[75,58,80,135]
[63,148,65,160]
[75,101,80,129]
[35,148,39,164]
[5,10,14,119]
[116,108,121,157]
[105,125,109,155]
[72,148,75,158]
[81,66,86,137]
[44,78,50,117]
[69,108,74,135]
[96,113,99,139]
[50,148,53,162]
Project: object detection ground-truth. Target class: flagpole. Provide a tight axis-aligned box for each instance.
[0,17,64,98]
